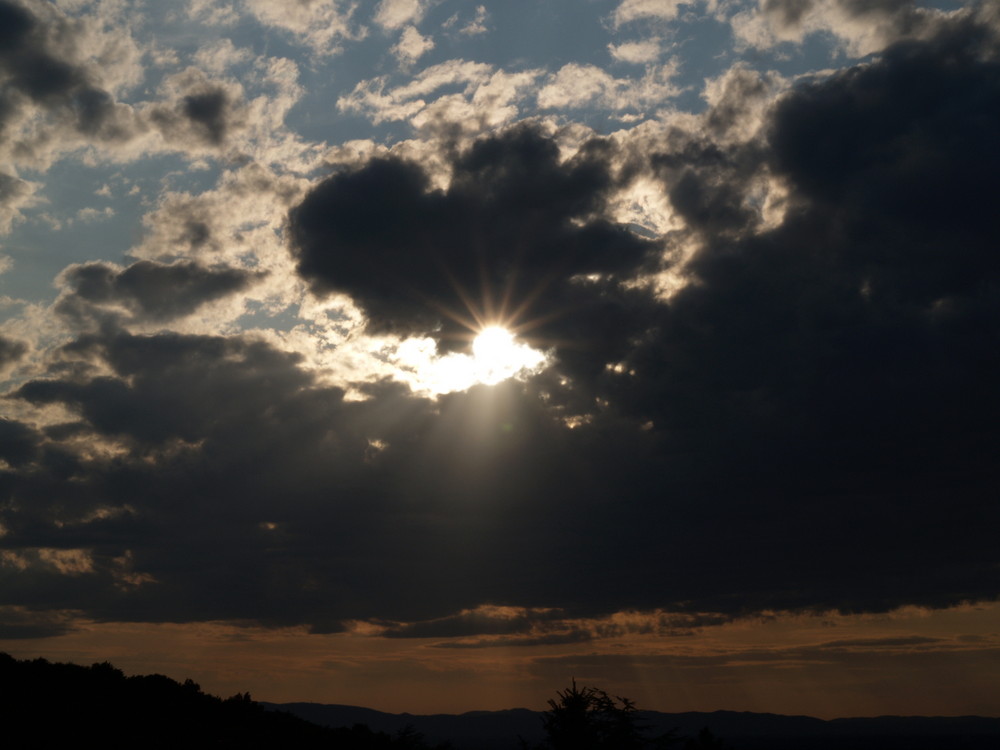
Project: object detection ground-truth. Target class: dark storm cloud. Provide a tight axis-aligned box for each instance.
[295,12,1000,620]
[0,418,40,468]
[2,14,1000,636]
[4,325,665,626]
[54,260,265,326]
[290,125,664,384]
[599,11,1000,614]
[14,330,316,446]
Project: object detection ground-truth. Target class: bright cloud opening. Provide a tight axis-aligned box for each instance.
[394,326,548,394]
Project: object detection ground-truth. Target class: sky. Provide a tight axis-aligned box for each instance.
[0,0,999,719]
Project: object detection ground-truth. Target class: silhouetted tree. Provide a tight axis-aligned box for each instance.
[540,680,650,750]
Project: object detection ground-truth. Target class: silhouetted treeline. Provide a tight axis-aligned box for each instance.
[0,652,450,749]
[6,654,1000,750]
[274,702,1000,750]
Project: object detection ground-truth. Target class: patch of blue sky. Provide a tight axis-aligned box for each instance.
[235,298,304,333]
[0,154,221,307]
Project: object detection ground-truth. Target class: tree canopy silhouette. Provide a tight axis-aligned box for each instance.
[538,679,673,750]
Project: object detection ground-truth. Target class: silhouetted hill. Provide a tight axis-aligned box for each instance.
[6,651,998,750]
[266,702,1000,750]
[0,653,447,749]
[266,704,544,750]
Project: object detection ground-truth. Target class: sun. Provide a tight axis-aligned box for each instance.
[472,326,517,370]
[392,324,548,394]
[470,325,545,386]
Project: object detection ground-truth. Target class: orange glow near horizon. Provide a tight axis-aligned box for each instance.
[2,603,999,719]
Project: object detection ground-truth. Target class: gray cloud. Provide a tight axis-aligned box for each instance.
[433,629,595,649]
[0,606,78,639]
[0,0,137,145]
[0,417,40,468]
[54,260,265,327]
[0,172,38,233]
[290,125,664,391]
[814,636,944,651]
[733,0,955,55]
[382,608,566,639]
[0,335,27,371]
[149,76,247,149]
[182,91,230,146]
[1,12,999,637]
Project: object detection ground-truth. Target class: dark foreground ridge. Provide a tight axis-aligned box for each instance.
[268,702,1000,750]
[0,653,448,749]
[3,652,998,749]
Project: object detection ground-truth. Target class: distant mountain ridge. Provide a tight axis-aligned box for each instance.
[264,702,1000,750]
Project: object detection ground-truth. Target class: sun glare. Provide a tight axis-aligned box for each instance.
[471,325,544,386]
[473,326,516,370]
[393,325,548,395]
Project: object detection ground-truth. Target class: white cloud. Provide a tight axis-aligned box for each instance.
[729,0,955,57]
[131,162,307,272]
[338,78,428,125]
[392,25,435,66]
[243,0,365,54]
[394,59,494,99]
[609,38,664,64]
[338,60,542,136]
[412,69,540,135]
[374,0,427,31]
[43,0,147,96]
[537,62,681,111]
[193,39,254,75]
[612,0,688,27]
[459,5,489,36]
[135,54,315,169]
[74,206,116,223]
[340,56,684,133]
[187,0,240,26]
[0,175,42,235]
